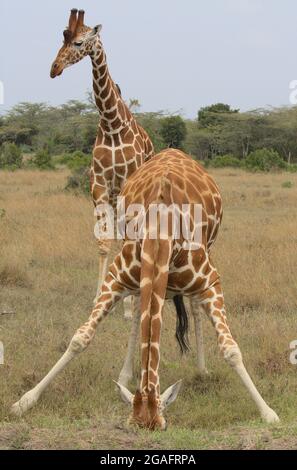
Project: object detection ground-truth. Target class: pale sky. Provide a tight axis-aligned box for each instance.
[1,0,296,117]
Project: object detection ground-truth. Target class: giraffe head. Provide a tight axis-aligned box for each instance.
[115,381,182,431]
[50,9,102,78]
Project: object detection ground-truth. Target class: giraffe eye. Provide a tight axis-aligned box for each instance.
[74,41,83,47]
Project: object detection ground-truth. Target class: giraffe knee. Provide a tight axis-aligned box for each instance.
[68,334,89,354]
[97,239,111,256]
[224,346,242,368]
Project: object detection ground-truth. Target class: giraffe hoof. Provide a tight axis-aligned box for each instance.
[261,407,280,424]
[10,390,39,417]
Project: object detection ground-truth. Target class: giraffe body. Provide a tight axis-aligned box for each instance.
[11,150,279,429]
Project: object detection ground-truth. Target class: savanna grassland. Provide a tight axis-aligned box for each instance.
[0,168,297,450]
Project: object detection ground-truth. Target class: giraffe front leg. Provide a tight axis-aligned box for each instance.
[118,297,141,387]
[11,270,126,417]
[92,184,113,305]
[94,238,112,304]
[198,280,280,424]
[189,299,208,375]
[123,296,134,320]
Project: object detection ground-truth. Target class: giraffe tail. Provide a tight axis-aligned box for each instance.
[173,295,190,354]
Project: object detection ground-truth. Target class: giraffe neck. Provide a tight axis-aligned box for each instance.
[90,39,132,134]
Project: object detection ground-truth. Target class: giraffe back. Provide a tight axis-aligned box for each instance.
[122,149,223,252]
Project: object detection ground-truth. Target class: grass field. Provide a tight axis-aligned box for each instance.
[0,168,297,450]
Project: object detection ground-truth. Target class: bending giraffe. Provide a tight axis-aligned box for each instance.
[49,9,208,384]
[11,150,279,429]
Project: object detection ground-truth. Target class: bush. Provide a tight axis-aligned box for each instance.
[245,148,286,172]
[207,154,242,168]
[159,116,187,149]
[281,181,293,189]
[31,149,54,169]
[287,163,297,173]
[0,143,23,169]
[65,166,90,194]
[57,150,90,170]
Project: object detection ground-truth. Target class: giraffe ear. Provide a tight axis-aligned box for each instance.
[113,381,133,405]
[92,24,102,36]
[160,380,182,410]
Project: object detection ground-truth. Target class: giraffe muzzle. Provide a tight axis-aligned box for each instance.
[50,62,63,79]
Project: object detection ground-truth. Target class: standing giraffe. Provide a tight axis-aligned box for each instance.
[11,150,279,429]
[50,8,154,308]
[49,9,208,385]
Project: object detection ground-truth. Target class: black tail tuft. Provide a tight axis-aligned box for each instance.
[173,295,190,354]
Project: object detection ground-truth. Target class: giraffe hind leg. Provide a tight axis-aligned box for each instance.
[189,299,208,375]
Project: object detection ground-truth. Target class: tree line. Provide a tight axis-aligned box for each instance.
[1,99,297,172]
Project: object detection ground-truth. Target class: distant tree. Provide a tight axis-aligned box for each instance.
[198,103,239,127]
[86,90,97,112]
[159,115,187,149]
[137,111,167,153]
[32,148,54,169]
[245,148,286,172]
[128,99,141,113]
[184,121,212,160]
[60,100,89,118]
[0,143,22,168]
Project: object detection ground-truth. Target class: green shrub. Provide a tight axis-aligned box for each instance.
[0,143,23,169]
[65,166,90,194]
[32,149,54,169]
[207,154,242,168]
[159,115,187,149]
[57,150,90,170]
[281,181,293,189]
[245,148,286,172]
[286,163,297,173]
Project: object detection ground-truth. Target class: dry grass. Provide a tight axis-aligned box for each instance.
[0,168,297,450]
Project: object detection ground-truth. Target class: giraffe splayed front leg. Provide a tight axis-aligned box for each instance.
[93,213,135,319]
[11,266,126,417]
[94,239,110,303]
[198,279,280,424]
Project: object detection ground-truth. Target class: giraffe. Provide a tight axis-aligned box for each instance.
[11,149,279,429]
[49,9,208,386]
[50,8,154,312]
